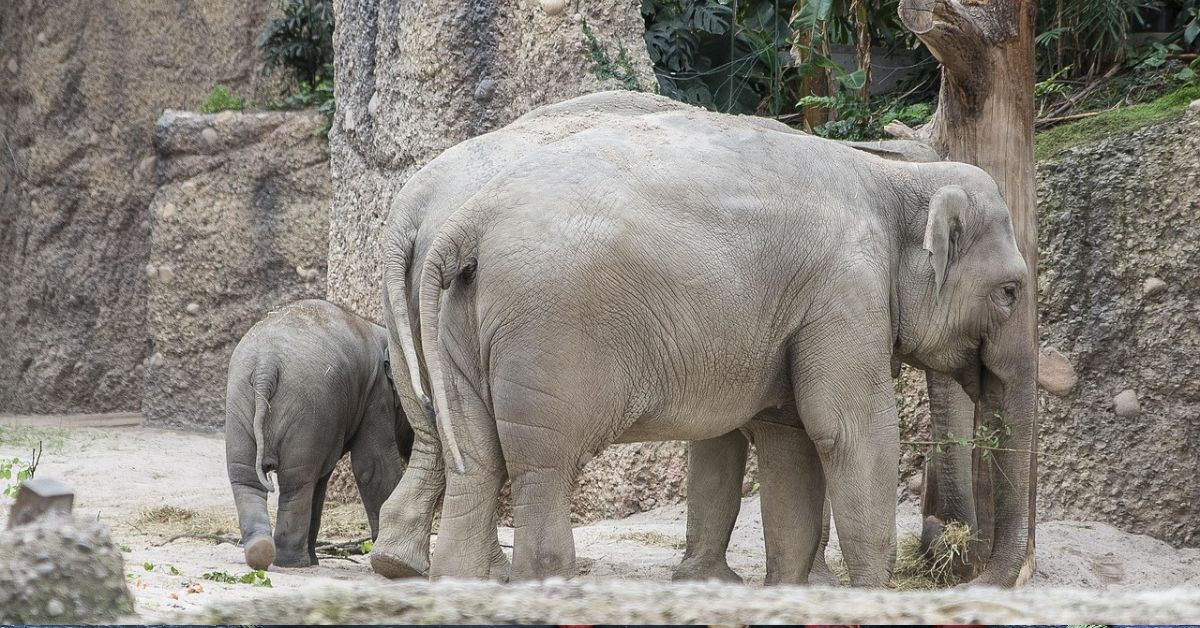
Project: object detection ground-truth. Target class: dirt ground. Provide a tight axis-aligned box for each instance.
[2,423,1200,621]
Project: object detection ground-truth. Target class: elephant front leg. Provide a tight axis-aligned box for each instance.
[672,429,748,584]
[792,333,898,587]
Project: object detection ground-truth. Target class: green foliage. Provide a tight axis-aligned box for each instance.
[359,539,373,554]
[259,0,334,89]
[582,19,645,91]
[1035,83,1200,158]
[799,93,930,140]
[201,569,273,587]
[276,74,335,116]
[641,0,933,116]
[199,85,245,114]
[0,444,40,499]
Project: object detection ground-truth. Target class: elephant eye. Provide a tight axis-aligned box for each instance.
[995,281,1020,307]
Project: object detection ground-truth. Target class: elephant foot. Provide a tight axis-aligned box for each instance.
[672,556,743,584]
[243,536,276,570]
[274,549,317,568]
[370,545,428,579]
[489,547,512,583]
[809,553,840,586]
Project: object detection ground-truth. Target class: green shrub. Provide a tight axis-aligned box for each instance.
[259,0,334,89]
[198,85,245,114]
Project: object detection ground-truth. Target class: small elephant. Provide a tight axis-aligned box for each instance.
[225,299,413,569]
[412,108,1033,586]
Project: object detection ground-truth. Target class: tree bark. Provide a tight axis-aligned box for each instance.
[898,0,1038,584]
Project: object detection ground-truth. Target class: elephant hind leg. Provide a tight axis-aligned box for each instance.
[744,417,825,586]
[496,397,607,581]
[427,360,509,582]
[673,429,748,584]
[306,472,332,566]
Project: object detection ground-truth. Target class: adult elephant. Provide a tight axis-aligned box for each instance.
[370,89,963,584]
[413,108,1034,586]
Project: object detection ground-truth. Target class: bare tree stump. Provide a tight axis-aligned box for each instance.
[899,0,1039,585]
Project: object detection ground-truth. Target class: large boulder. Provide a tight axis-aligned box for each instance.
[142,110,331,429]
[0,514,133,623]
[0,1,274,413]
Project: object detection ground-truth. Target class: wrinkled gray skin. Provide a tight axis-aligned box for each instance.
[373,90,959,585]
[417,109,1034,587]
[225,299,414,569]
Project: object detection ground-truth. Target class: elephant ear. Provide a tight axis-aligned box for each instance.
[923,185,969,297]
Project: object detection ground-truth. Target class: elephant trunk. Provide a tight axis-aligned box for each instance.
[973,332,1037,586]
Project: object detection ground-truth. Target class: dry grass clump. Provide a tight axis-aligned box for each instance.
[133,505,237,537]
[606,530,686,550]
[824,521,972,590]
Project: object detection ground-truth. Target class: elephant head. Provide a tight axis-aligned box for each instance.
[893,162,1036,586]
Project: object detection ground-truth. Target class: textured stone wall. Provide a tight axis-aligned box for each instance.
[0,1,273,413]
[1033,108,1200,546]
[142,110,330,429]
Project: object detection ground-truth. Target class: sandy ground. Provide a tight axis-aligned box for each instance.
[3,424,1200,621]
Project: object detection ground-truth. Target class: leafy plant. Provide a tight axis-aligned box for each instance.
[798,92,930,140]
[259,0,334,89]
[143,561,155,571]
[641,0,932,117]
[199,85,245,114]
[201,569,273,587]
[583,19,645,91]
[0,444,41,499]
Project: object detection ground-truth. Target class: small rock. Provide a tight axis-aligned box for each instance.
[181,180,198,196]
[1142,276,1167,297]
[539,0,568,15]
[45,599,64,617]
[1113,389,1140,418]
[1190,98,1200,113]
[157,264,174,283]
[36,31,46,45]
[1037,347,1077,396]
[214,110,236,125]
[6,57,18,74]
[200,127,218,146]
[185,302,201,315]
[474,78,497,102]
[144,263,157,279]
[159,202,177,220]
[906,475,922,495]
[367,91,380,117]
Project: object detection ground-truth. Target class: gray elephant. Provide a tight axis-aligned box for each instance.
[225,299,413,569]
[372,89,962,585]
[412,108,1033,586]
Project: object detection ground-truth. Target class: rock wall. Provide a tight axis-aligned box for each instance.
[1034,108,1200,546]
[0,1,273,413]
[142,110,330,429]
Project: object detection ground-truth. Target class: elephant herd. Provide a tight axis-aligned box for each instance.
[224,90,1035,588]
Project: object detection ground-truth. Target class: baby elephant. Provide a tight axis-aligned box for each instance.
[225,299,413,569]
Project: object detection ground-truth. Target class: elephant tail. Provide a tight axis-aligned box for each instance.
[382,220,433,418]
[251,361,278,493]
[417,216,481,475]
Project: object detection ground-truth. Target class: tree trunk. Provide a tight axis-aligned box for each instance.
[328,0,654,319]
[897,0,1038,583]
